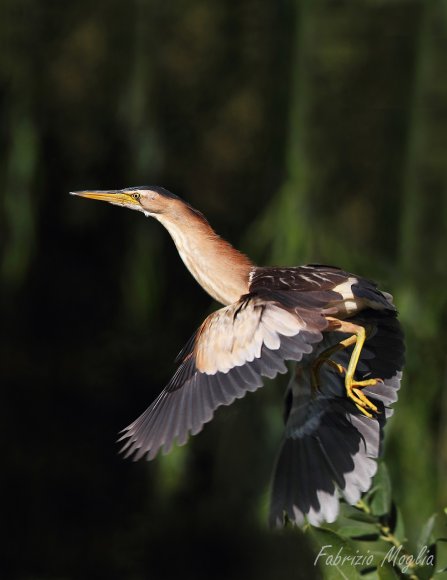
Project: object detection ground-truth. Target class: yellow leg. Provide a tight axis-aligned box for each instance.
[310,334,355,391]
[314,319,382,418]
[311,351,346,391]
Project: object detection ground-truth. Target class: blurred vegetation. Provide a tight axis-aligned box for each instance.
[307,463,447,578]
[1,0,446,578]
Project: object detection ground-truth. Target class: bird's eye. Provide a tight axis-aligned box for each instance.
[132,193,140,201]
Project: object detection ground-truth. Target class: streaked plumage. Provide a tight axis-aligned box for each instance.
[72,186,405,527]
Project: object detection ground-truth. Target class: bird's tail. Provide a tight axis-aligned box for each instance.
[269,310,405,527]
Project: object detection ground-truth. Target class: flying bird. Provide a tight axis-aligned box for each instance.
[71,186,404,527]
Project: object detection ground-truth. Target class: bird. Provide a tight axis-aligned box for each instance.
[71,186,405,527]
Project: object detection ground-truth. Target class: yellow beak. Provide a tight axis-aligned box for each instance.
[70,190,140,207]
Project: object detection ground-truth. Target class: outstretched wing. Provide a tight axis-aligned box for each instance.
[119,294,333,460]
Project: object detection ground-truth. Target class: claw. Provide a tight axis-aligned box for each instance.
[326,360,346,375]
[346,377,382,418]
[311,318,383,419]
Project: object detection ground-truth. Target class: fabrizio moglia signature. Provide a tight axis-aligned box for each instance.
[314,544,435,574]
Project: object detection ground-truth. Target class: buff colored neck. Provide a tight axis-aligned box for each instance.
[155,205,253,305]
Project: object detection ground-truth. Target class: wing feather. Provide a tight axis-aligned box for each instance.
[119,292,334,460]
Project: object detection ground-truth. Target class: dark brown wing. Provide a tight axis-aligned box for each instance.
[250,265,396,312]
[119,293,335,461]
[250,265,349,293]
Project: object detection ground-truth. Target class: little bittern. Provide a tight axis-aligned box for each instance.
[72,186,404,527]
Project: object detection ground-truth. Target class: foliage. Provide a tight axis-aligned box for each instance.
[307,463,447,579]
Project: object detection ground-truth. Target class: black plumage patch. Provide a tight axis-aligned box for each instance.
[352,281,395,311]
[250,265,352,292]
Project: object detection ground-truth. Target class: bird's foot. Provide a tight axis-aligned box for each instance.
[346,377,382,418]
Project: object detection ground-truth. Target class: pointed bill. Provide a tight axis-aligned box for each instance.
[70,190,141,207]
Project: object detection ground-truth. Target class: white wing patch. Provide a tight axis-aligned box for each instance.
[332,277,362,314]
[195,299,307,375]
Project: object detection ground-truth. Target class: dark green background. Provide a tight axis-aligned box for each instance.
[1,1,446,578]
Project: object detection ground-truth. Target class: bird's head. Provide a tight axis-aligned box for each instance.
[70,186,179,217]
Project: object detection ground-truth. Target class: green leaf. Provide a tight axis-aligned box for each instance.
[390,504,406,544]
[414,543,437,580]
[337,522,380,541]
[308,527,362,579]
[340,503,377,524]
[417,514,437,553]
[369,463,392,517]
[351,538,396,561]
[359,571,379,580]
[377,562,400,579]
[364,485,379,503]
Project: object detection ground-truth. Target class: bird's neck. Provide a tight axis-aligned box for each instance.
[155,208,253,305]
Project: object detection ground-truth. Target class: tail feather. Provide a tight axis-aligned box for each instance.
[269,311,404,527]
